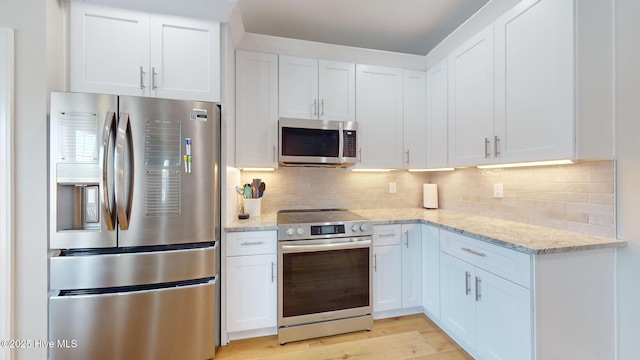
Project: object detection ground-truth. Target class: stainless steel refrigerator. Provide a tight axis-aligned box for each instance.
[48,92,220,360]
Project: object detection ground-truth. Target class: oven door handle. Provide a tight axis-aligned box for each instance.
[281,239,371,253]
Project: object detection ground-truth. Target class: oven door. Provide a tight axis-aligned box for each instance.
[278,236,372,327]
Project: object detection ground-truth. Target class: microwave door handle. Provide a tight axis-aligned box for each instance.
[115,112,134,230]
[101,111,117,231]
[338,122,344,163]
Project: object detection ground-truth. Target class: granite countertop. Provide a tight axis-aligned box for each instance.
[225,208,626,255]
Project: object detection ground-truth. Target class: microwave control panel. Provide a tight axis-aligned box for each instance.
[344,131,357,157]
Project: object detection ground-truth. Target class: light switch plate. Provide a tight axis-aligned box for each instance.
[389,182,397,194]
[493,183,504,198]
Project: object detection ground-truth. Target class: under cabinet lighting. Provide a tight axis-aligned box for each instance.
[477,160,574,169]
[240,167,275,172]
[408,168,455,172]
[351,169,393,173]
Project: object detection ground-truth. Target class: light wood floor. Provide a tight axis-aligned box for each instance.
[215,314,473,360]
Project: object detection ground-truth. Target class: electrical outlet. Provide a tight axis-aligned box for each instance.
[493,183,504,198]
[389,182,397,194]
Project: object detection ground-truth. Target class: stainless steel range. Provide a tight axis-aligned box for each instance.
[277,209,373,344]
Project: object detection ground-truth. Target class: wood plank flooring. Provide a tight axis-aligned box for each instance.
[215,314,473,360]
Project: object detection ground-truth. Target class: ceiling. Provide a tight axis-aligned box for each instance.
[236,0,490,56]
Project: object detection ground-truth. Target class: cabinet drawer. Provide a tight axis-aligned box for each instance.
[373,225,402,246]
[440,230,531,288]
[226,231,277,256]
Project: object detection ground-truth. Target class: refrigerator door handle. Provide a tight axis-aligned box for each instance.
[101,111,117,231]
[115,112,134,230]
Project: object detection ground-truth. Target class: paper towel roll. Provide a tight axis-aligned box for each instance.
[423,184,438,209]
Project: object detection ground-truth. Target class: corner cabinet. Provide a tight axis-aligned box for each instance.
[278,55,355,121]
[355,65,404,169]
[70,2,220,102]
[225,231,277,340]
[402,70,428,169]
[235,50,279,168]
[425,59,449,169]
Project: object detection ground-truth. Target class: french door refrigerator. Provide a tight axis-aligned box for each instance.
[48,92,220,360]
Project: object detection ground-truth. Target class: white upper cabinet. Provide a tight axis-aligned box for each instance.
[403,70,428,169]
[494,0,613,162]
[279,55,355,121]
[425,59,449,169]
[149,15,220,102]
[355,64,404,169]
[70,2,220,102]
[235,50,279,168]
[447,25,495,167]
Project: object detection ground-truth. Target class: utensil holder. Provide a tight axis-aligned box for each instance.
[244,198,261,217]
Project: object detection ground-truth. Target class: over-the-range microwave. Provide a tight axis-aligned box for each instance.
[278,118,358,167]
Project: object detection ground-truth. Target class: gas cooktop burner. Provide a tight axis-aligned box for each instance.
[277,209,372,241]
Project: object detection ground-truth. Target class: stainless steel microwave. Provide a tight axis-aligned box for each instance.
[279,118,358,167]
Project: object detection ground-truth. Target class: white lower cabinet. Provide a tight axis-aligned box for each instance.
[225,231,277,338]
[439,230,532,360]
[373,224,422,317]
[421,224,440,319]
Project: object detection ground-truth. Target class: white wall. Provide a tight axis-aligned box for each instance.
[0,0,64,359]
[615,0,640,358]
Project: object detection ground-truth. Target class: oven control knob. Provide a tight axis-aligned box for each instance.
[296,227,304,235]
[286,227,295,236]
[351,224,359,232]
[360,224,368,232]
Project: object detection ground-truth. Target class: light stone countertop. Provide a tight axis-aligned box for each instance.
[225,208,626,255]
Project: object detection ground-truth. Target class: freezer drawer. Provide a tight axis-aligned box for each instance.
[50,244,217,290]
[49,279,216,360]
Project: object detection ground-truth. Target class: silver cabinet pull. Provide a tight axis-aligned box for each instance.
[484,137,491,158]
[404,230,409,248]
[374,254,377,272]
[320,99,324,116]
[139,66,146,89]
[271,262,276,283]
[465,271,471,295]
[406,149,410,164]
[377,233,396,238]
[462,247,487,257]
[358,148,362,163]
[494,135,501,157]
[152,67,158,90]
[313,98,317,116]
[241,241,264,246]
[475,276,482,301]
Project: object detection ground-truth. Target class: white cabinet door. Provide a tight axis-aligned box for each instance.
[318,60,356,121]
[426,59,449,169]
[401,223,422,308]
[403,70,427,169]
[494,0,574,163]
[448,25,495,167]
[70,2,150,96]
[356,64,404,169]
[373,244,402,313]
[235,50,278,168]
[278,55,318,119]
[476,268,532,360]
[149,15,220,102]
[421,224,440,319]
[440,253,476,349]
[226,253,277,332]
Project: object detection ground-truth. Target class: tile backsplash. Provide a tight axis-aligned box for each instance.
[238,160,615,237]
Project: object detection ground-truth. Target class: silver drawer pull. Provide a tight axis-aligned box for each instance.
[241,241,264,246]
[378,233,396,238]
[462,247,487,257]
